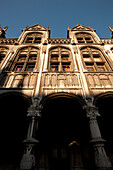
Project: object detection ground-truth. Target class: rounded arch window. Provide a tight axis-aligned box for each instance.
[48,47,72,72]
[81,47,111,72]
[11,47,39,72]
[24,32,43,44]
[76,33,95,43]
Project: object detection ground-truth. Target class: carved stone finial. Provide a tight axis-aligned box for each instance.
[0,26,8,38]
[109,26,113,38]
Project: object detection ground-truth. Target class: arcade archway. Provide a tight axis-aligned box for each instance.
[37,94,92,170]
[0,92,30,170]
[95,93,113,166]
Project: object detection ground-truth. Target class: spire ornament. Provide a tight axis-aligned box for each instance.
[0,25,8,38]
[109,26,113,38]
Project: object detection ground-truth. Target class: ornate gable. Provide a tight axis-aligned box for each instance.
[70,24,95,32]
[23,24,50,31]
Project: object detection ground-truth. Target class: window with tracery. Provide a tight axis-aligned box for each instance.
[0,47,8,64]
[24,33,42,44]
[81,47,110,72]
[10,47,39,72]
[49,47,72,72]
[76,33,95,43]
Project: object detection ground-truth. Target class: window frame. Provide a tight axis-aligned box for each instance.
[11,47,39,72]
[81,47,109,72]
[76,33,95,43]
[24,33,42,44]
[49,47,72,72]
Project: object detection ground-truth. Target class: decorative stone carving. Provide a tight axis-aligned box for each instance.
[20,144,35,170]
[20,97,43,170]
[83,96,112,169]
[0,25,8,38]
[109,26,113,38]
[84,96,100,118]
[27,97,43,117]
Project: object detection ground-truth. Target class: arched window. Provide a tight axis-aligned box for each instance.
[111,48,113,53]
[0,47,8,64]
[49,47,72,72]
[81,47,110,72]
[24,33,42,44]
[11,47,39,72]
[76,33,95,43]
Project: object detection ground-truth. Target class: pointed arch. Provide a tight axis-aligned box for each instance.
[80,46,112,72]
[48,46,74,72]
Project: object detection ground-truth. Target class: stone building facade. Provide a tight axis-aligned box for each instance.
[0,24,113,170]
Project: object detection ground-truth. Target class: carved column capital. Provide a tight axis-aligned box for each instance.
[83,96,112,169]
[27,97,43,117]
[83,96,100,118]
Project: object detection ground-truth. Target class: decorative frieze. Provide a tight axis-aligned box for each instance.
[0,38,18,44]
[48,38,71,44]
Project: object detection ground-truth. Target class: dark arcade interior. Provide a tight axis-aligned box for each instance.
[96,96,113,165]
[0,93,113,170]
[0,93,30,169]
[38,97,93,170]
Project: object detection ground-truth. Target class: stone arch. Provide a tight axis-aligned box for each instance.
[94,92,113,165]
[37,93,92,170]
[14,45,40,56]
[40,92,85,106]
[0,91,31,170]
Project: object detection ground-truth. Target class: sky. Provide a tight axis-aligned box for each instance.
[0,0,113,39]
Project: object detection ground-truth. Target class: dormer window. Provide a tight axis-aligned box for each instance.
[24,33,42,44]
[76,33,94,43]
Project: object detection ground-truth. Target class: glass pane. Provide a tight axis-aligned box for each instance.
[26,65,35,72]
[34,37,41,43]
[18,56,26,62]
[29,55,37,61]
[83,54,91,62]
[86,66,94,72]
[62,55,69,61]
[63,65,70,71]
[15,65,23,72]
[26,37,33,43]
[51,55,59,61]
[98,66,105,72]
[51,65,58,71]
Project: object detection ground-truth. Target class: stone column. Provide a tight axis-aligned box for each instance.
[84,96,112,170]
[20,97,43,170]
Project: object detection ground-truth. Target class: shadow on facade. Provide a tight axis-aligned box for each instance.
[37,96,93,170]
[0,92,31,170]
[96,95,113,166]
